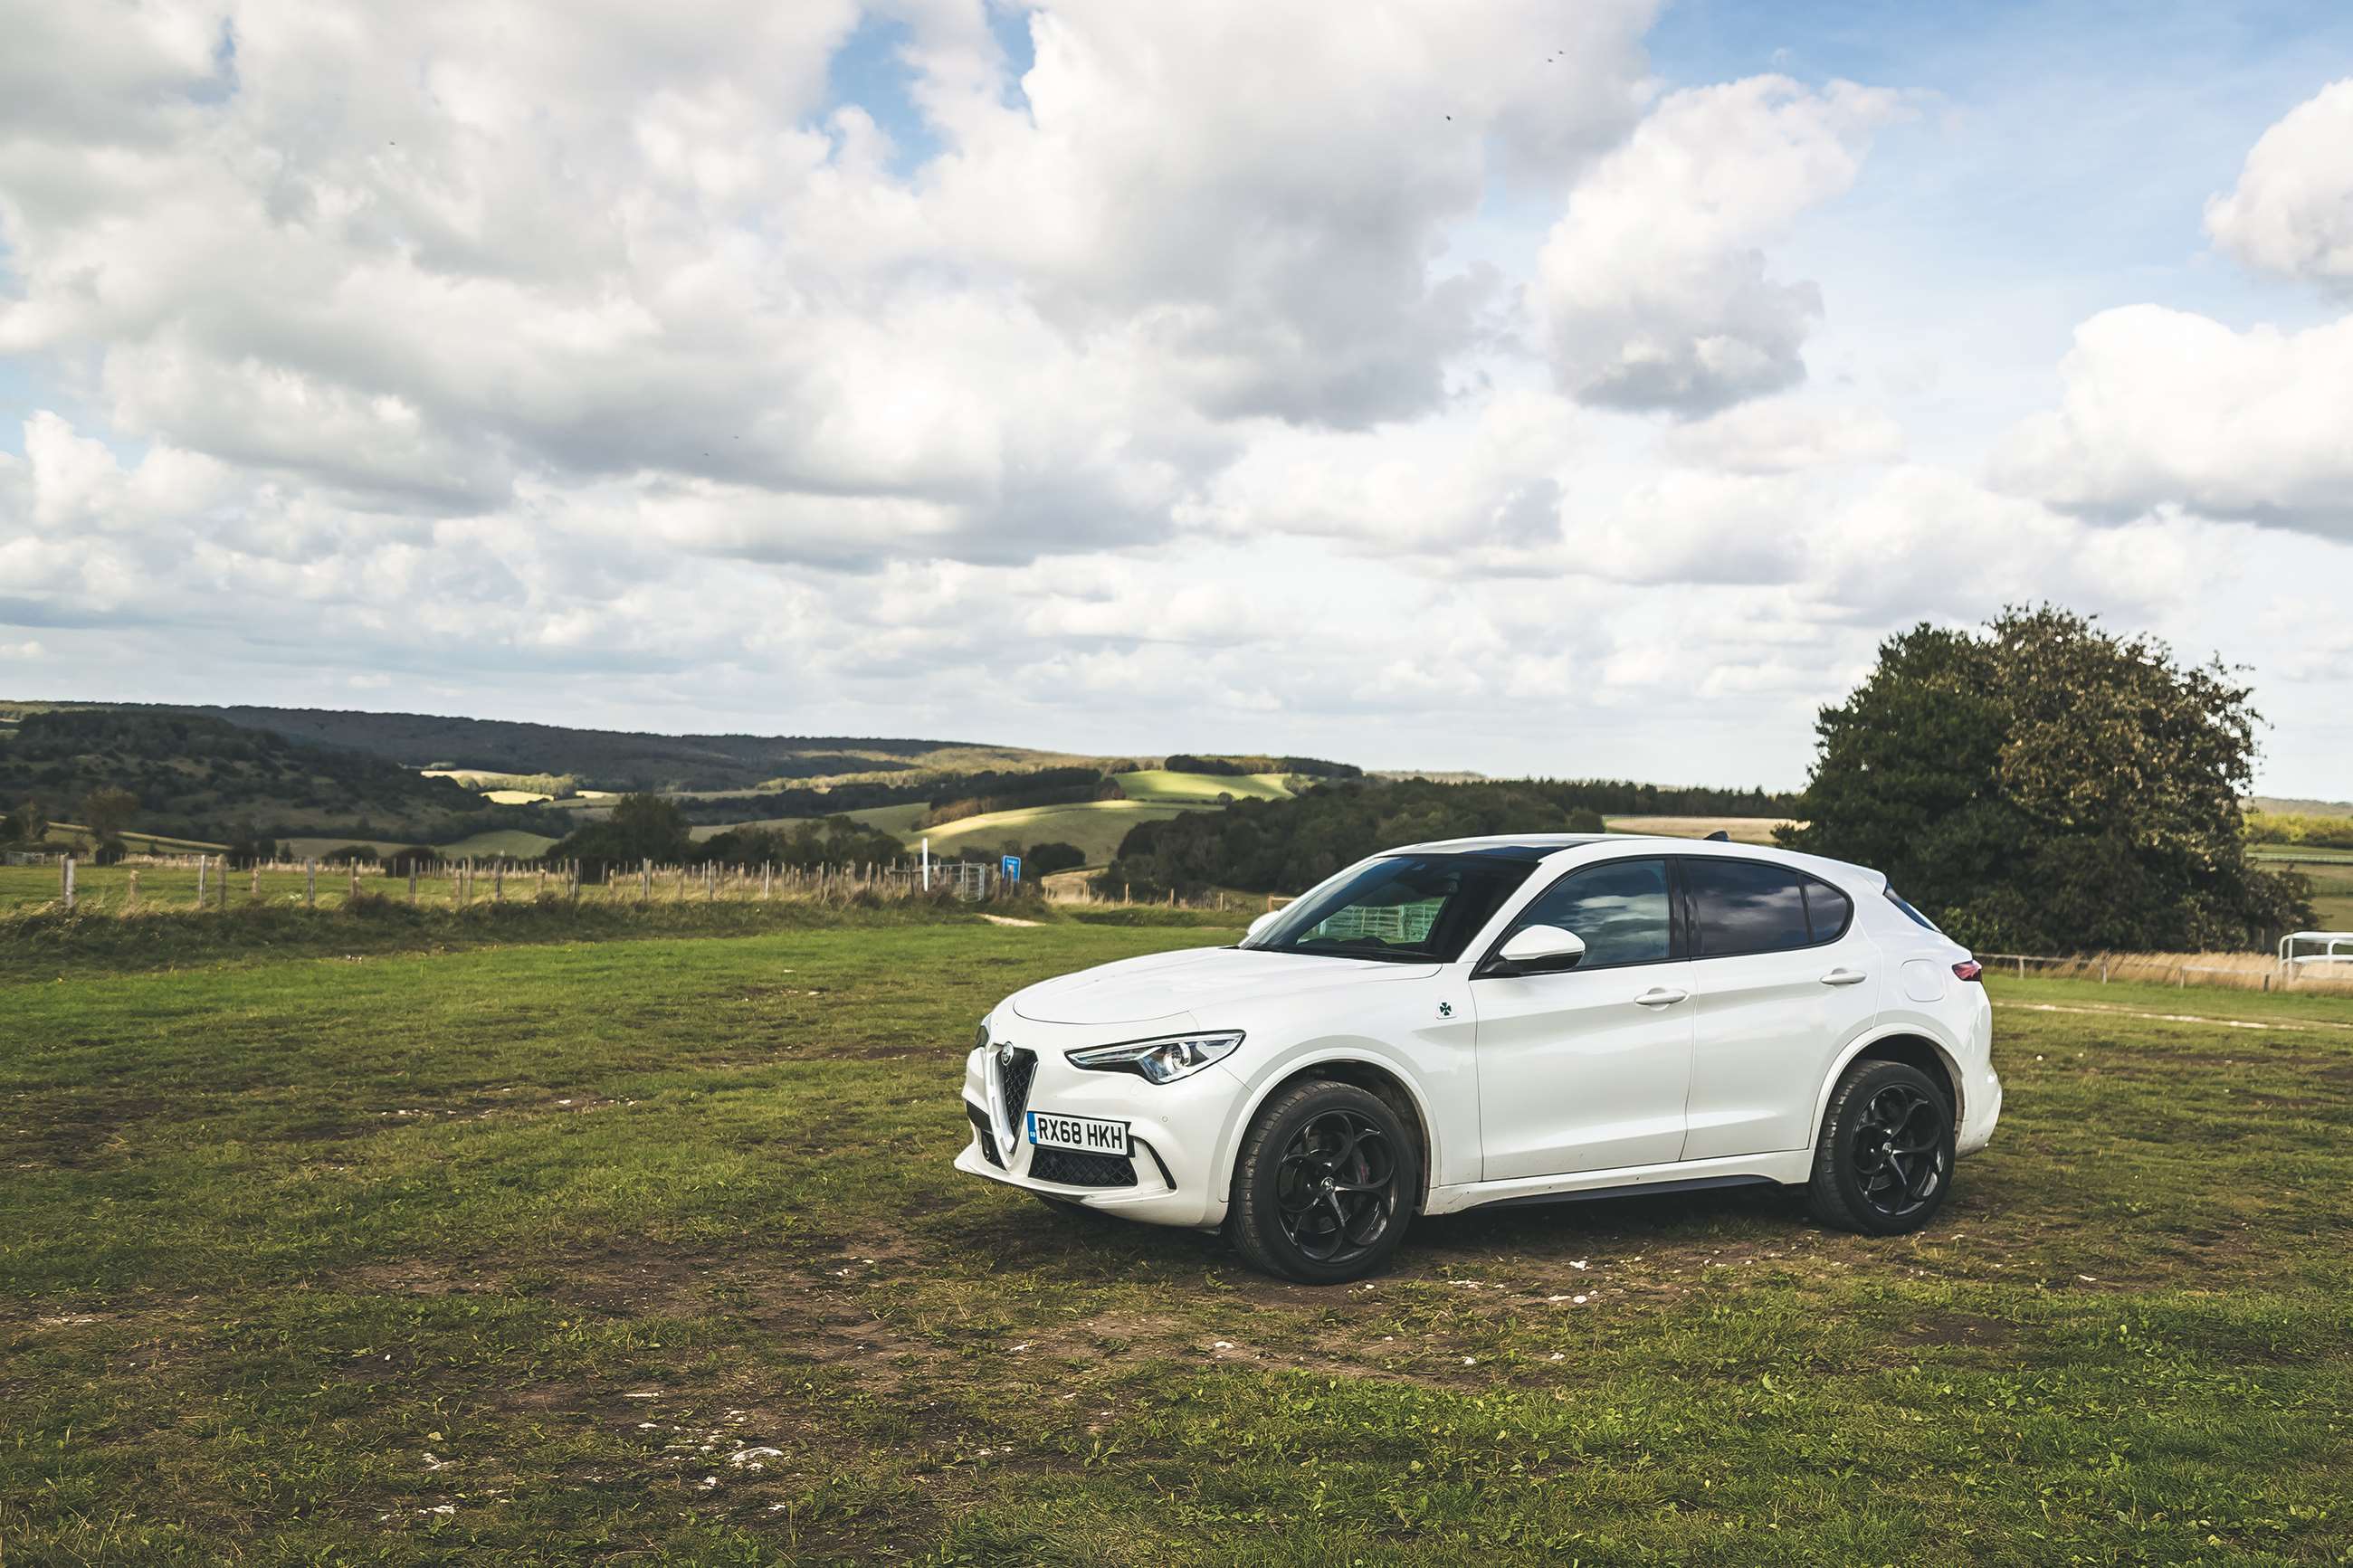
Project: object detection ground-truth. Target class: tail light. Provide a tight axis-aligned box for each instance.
[1952,959,1984,983]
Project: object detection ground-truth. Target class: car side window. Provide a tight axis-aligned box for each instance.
[1683,858,1814,956]
[1805,879,1854,942]
[1504,858,1672,970]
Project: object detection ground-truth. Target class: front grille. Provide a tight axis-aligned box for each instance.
[999,1048,1037,1121]
[966,1102,1003,1168]
[1030,1145,1138,1188]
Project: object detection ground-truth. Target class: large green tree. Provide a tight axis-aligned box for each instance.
[1778,606,2310,952]
[546,792,695,871]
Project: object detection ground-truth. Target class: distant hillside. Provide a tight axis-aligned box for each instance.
[0,708,515,844]
[7,702,1081,794]
[2247,795,2353,819]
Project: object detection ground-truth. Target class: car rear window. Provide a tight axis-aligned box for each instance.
[1804,879,1854,943]
[1683,858,1812,956]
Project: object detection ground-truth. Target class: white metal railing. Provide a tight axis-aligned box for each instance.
[2279,931,2353,973]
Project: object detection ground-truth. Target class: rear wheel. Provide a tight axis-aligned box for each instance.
[1227,1080,1417,1284]
[1807,1060,1954,1235]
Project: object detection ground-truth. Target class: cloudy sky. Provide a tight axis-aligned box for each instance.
[3,2,2350,794]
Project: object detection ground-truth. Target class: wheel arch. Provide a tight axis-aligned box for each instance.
[1812,1026,1965,1150]
[1219,1048,1439,1215]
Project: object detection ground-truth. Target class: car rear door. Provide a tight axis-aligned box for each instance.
[1677,857,1881,1159]
[1472,856,1696,1180]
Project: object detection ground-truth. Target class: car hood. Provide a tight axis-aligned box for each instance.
[1007,944,1437,1027]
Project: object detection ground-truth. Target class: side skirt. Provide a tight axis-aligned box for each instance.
[1469,1174,1777,1212]
[1424,1149,1814,1217]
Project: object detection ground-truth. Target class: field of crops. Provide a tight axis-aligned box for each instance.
[5,906,2350,1563]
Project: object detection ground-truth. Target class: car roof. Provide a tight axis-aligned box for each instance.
[1381,834,1612,861]
[1385,832,1883,887]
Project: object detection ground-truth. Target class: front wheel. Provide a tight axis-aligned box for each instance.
[1226,1080,1418,1284]
[1807,1060,1954,1235]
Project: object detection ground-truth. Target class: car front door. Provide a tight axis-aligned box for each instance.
[1678,858,1882,1159]
[1472,856,1695,1180]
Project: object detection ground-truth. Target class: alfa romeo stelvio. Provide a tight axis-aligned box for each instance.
[957,834,1999,1283]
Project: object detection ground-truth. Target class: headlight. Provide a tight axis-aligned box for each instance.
[1066,1031,1243,1085]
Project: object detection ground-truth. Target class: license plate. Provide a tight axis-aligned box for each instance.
[1027,1110,1129,1156]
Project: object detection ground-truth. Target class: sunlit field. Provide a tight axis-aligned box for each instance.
[5,906,2350,1564]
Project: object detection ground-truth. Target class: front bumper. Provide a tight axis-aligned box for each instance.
[957,1032,1243,1230]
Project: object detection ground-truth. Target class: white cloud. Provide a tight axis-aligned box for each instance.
[1533,76,1901,415]
[2205,78,2353,290]
[1663,399,1904,473]
[1989,305,2353,537]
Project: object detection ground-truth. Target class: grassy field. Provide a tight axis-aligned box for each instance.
[5,909,2351,1563]
[41,822,226,854]
[274,829,565,861]
[2253,849,2353,930]
[1113,770,1295,803]
[909,798,1198,866]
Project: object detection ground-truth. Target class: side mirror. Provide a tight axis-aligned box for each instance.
[1488,924,1586,976]
[1244,910,1283,942]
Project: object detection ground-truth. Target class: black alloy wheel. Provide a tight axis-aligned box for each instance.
[1807,1059,1955,1236]
[1275,1107,1398,1264]
[1853,1081,1947,1220]
[1229,1080,1417,1283]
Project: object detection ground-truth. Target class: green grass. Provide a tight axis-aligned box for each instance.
[1114,769,1295,803]
[439,828,562,858]
[913,798,1200,865]
[5,915,2352,1563]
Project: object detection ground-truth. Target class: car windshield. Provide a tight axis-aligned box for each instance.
[1242,853,1536,964]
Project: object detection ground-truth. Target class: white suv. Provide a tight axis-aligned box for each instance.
[957,834,2000,1283]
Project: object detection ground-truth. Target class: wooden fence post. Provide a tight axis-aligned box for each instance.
[305,859,317,908]
[251,864,260,900]
[762,861,771,900]
[127,869,139,909]
[62,855,75,912]
[494,861,503,903]
[409,866,419,905]
[195,854,207,909]
[349,861,359,901]
[641,858,652,904]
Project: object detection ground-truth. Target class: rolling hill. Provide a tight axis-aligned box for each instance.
[0,708,512,845]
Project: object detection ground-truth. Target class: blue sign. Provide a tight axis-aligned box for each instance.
[1000,854,1022,883]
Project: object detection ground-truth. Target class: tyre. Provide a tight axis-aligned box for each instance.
[1227,1079,1418,1284]
[1806,1059,1954,1235]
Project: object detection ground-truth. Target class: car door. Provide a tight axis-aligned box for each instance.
[1678,858,1881,1160]
[1472,856,1695,1180]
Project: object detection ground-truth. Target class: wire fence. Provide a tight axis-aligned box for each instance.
[1978,949,2353,995]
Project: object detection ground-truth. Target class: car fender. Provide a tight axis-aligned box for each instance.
[1210,1035,1457,1212]
[1805,1019,1970,1152]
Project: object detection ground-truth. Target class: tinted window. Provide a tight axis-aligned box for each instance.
[1508,858,1672,969]
[1805,879,1854,942]
[1685,859,1811,956]
[1246,854,1535,963]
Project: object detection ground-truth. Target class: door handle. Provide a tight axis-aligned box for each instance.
[1634,986,1689,1008]
[1820,967,1869,987]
